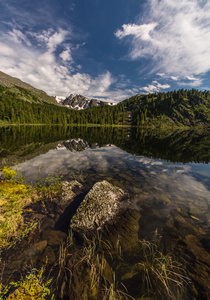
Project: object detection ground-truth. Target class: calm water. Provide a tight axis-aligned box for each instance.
[1,125,209,202]
[1,125,210,298]
[1,125,209,231]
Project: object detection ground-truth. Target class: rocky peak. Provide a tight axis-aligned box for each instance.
[60,94,114,110]
[62,94,89,109]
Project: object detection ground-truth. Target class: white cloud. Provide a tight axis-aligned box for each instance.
[60,47,73,61]
[141,81,170,93]
[170,76,178,81]
[115,0,210,83]
[0,25,143,102]
[157,73,165,77]
[28,28,68,52]
[115,23,158,42]
[0,26,124,100]
[0,42,16,56]
[179,75,203,87]
[47,30,66,52]
[8,29,31,46]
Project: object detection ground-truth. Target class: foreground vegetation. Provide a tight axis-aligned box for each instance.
[0,168,62,299]
[0,168,190,299]
[0,268,54,300]
[0,168,62,252]
[0,168,32,250]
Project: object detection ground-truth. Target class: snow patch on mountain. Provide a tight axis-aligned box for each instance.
[55,94,115,109]
[55,96,66,103]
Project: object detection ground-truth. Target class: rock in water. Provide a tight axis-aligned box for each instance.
[70,180,128,231]
[59,180,83,207]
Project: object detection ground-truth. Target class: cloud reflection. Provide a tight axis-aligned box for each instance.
[16,143,209,211]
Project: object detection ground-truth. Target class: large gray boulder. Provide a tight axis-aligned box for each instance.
[70,180,129,231]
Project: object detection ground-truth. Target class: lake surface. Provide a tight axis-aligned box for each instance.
[1,125,209,191]
[0,125,210,298]
[0,126,209,226]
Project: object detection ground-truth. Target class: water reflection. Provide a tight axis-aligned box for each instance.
[0,125,209,165]
[1,125,210,298]
[16,141,210,214]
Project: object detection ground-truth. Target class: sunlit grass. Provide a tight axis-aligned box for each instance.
[0,268,55,300]
[0,168,63,251]
[0,180,32,250]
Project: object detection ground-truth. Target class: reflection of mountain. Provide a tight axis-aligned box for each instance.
[63,139,101,152]
[0,125,209,166]
[56,139,110,152]
[63,139,89,152]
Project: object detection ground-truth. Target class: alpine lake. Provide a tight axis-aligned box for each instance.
[0,125,209,300]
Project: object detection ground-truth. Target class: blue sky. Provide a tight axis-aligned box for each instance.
[0,0,210,102]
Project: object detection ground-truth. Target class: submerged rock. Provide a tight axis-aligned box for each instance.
[60,180,83,206]
[70,180,129,231]
[24,240,47,258]
[42,229,67,246]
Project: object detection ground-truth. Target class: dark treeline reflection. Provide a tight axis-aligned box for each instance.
[0,125,209,164]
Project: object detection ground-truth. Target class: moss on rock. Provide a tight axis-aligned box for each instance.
[70,180,129,231]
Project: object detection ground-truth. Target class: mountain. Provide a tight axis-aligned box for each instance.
[58,94,114,110]
[0,71,57,105]
[0,71,209,127]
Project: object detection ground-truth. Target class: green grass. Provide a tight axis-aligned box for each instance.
[0,268,54,300]
[0,178,33,250]
[0,168,63,251]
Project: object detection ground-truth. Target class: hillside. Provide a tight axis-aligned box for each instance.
[0,71,57,105]
[122,89,210,127]
[0,72,209,127]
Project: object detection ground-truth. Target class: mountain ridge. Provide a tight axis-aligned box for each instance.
[0,71,209,127]
[0,71,57,105]
[57,94,115,110]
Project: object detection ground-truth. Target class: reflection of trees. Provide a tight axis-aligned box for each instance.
[123,128,210,163]
[0,126,209,164]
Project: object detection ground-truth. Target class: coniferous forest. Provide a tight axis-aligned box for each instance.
[0,83,210,127]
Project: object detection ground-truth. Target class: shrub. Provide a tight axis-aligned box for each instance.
[2,167,16,181]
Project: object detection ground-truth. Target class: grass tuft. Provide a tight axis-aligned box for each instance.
[0,267,54,300]
[137,233,189,299]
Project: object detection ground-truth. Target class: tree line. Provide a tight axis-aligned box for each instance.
[125,89,210,126]
[0,85,129,125]
[0,85,209,127]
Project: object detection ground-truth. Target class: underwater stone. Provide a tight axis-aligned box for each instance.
[24,240,47,259]
[70,180,129,231]
[42,230,67,246]
[60,180,83,206]
[39,246,56,265]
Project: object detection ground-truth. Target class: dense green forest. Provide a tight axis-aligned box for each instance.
[0,83,210,127]
[0,84,128,125]
[124,89,210,126]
